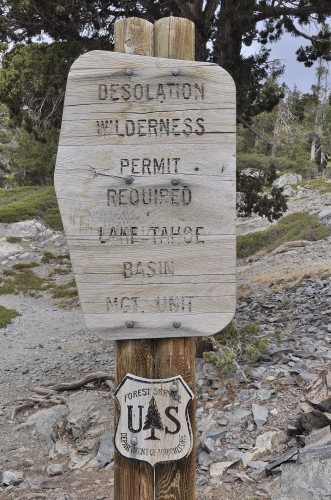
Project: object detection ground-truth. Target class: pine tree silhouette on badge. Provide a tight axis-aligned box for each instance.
[143,396,164,440]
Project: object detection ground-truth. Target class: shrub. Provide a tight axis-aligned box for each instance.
[203,321,271,372]
[237,212,331,258]
[0,268,51,296]
[0,186,63,230]
[0,304,20,328]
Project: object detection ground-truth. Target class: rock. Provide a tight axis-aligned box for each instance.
[49,440,70,459]
[315,206,331,225]
[266,449,299,473]
[271,458,331,500]
[26,475,45,486]
[247,460,268,480]
[69,452,93,470]
[256,388,272,401]
[16,405,69,441]
[47,463,66,476]
[97,428,114,467]
[225,450,244,462]
[17,252,42,263]
[303,425,331,447]
[273,173,302,188]
[1,470,24,486]
[254,430,287,455]
[209,461,235,478]
[65,392,110,439]
[76,436,97,454]
[198,451,213,468]
[298,444,331,464]
[283,187,296,197]
[0,220,44,238]
[238,389,252,401]
[203,437,216,453]
[228,408,251,425]
[197,476,208,486]
[252,404,269,428]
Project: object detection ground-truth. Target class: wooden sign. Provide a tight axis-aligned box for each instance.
[114,374,194,467]
[54,50,236,340]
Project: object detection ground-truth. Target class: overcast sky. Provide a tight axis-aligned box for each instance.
[242,28,330,94]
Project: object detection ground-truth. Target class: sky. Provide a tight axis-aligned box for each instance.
[243,26,330,94]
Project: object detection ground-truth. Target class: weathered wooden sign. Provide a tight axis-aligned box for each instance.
[55,50,236,339]
[114,374,194,467]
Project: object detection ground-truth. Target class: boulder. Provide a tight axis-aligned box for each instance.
[65,391,111,439]
[273,173,302,188]
[16,405,69,441]
[271,458,331,500]
[0,220,40,238]
[97,428,114,467]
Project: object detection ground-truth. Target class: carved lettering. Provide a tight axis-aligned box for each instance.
[107,187,191,206]
[98,82,204,102]
[123,261,175,279]
[96,117,205,137]
[156,296,194,313]
[106,296,139,313]
[120,157,180,175]
[149,226,205,245]
[99,226,205,245]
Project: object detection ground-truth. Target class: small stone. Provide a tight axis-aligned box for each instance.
[256,388,272,401]
[247,460,268,480]
[209,461,234,478]
[252,403,269,428]
[22,459,33,468]
[197,476,208,486]
[225,450,244,462]
[46,463,65,477]
[198,451,213,467]
[1,470,24,486]
[238,389,252,401]
[254,430,287,454]
[203,437,215,453]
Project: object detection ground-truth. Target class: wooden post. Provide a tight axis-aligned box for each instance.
[114,18,155,500]
[153,18,196,500]
[114,16,196,500]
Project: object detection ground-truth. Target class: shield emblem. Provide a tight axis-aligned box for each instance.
[114,374,194,467]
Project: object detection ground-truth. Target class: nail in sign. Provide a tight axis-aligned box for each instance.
[114,374,194,467]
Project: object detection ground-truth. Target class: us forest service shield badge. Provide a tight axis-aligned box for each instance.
[114,374,194,467]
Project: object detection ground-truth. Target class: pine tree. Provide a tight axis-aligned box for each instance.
[143,397,164,441]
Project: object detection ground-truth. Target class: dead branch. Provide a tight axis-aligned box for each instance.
[35,371,114,393]
[11,402,35,420]
[31,386,57,396]
[16,494,48,500]
[1,395,67,420]
[104,379,113,391]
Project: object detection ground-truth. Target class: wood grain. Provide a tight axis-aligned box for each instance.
[153,17,197,500]
[112,18,155,500]
[54,47,236,339]
[115,338,155,499]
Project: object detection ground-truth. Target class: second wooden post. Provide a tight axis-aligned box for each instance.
[153,17,196,500]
